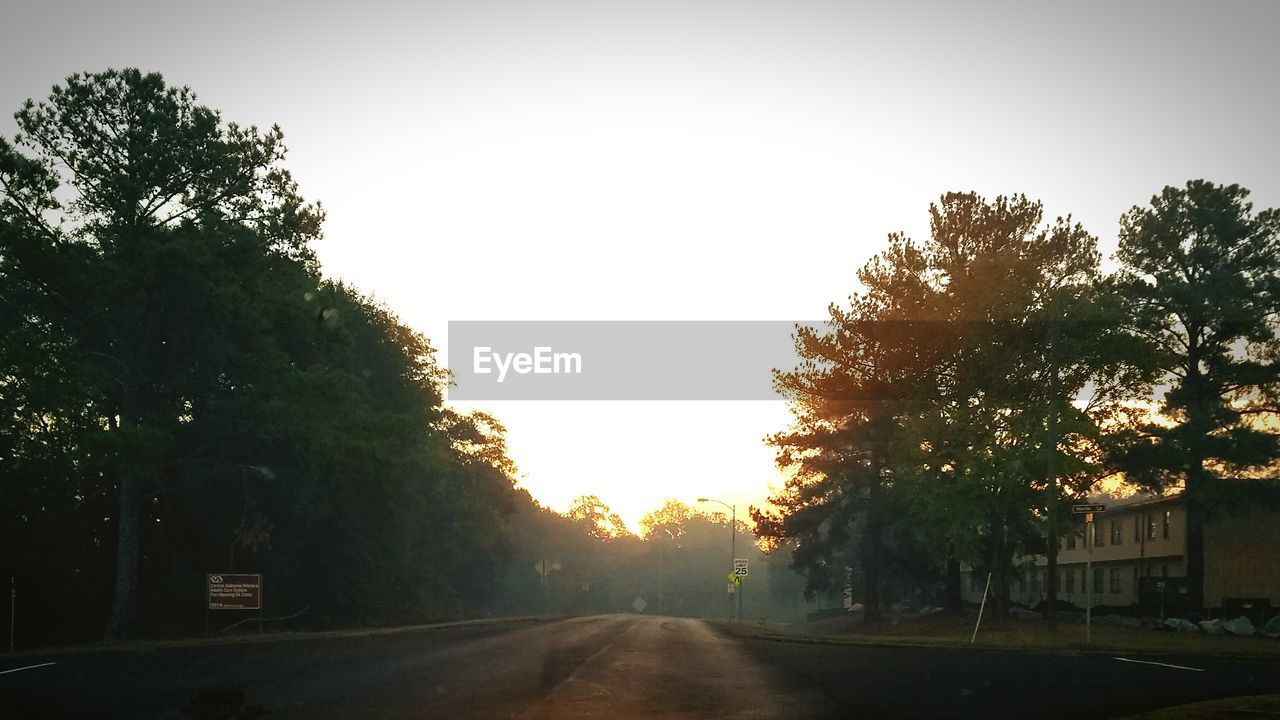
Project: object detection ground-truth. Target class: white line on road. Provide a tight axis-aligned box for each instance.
[1113,657,1204,672]
[0,661,57,676]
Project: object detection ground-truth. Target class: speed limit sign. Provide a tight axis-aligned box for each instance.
[733,558,748,577]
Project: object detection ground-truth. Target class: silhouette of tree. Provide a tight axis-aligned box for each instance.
[1110,180,1280,608]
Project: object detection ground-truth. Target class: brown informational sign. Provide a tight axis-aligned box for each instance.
[207,574,262,610]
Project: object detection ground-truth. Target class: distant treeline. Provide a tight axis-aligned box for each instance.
[0,70,813,649]
[499,497,812,625]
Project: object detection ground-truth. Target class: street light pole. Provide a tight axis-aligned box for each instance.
[658,543,663,616]
[698,498,738,623]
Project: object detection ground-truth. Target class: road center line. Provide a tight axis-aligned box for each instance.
[1113,657,1204,672]
[0,661,57,676]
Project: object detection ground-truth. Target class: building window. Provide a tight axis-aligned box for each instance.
[1161,564,1168,577]
[1067,531,1076,550]
[1094,523,1105,547]
[1110,520,1122,545]
[1163,510,1171,538]
[1065,568,1075,593]
[1134,515,1140,542]
[1146,513,1157,540]
[1093,568,1104,595]
[1109,568,1121,593]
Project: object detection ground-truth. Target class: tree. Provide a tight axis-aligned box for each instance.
[0,69,322,639]
[1112,180,1280,608]
[758,230,941,620]
[567,495,630,540]
[909,193,1134,613]
[639,499,697,542]
[758,192,1135,616]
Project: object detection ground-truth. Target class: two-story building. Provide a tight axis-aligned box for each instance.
[963,483,1280,618]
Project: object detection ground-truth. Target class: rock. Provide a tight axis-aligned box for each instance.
[1139,617,1165,630]
[1261,615,1280,638]
[1199,618,1225,635]
[1164,618,1199,633]
[1224,616,1256,637]
[1009,607,1041,619]
[919,606,945,616]
[849,603,864,613]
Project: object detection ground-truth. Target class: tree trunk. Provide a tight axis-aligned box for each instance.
[944,541,963,612]
[990,514,1011,612]
[104,467,140,641]
[862,481,884,623]
[104,393,143,643]
[1045,510,1059,623]
[1045,326,1059,623]
[1183,361,1210,612]
[1184,464,1207,612]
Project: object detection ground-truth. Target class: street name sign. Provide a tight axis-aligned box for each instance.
[1071,504,1106,514]
[207,574,262,610]
[732,558,749,577]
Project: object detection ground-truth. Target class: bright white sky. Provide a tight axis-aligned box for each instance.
[3,0,1278,529]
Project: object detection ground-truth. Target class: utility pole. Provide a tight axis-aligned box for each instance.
[698,497,737,623]
[733,506,740,624]
[8,576,14,653]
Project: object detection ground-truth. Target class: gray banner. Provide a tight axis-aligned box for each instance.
[447,321,820,400]
[447,319,1094,400]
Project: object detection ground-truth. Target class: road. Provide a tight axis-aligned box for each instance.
[2,614,1278,719]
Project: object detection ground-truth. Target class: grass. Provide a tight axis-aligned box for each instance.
[718,611,1280,659]
[1116,694,1280,718]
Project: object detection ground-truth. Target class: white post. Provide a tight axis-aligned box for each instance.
[1086,514,1093,643]
[970,571,992,644]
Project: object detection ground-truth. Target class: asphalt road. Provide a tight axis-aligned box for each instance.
[2,614,1278,719]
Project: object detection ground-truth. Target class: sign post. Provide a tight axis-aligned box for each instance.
[207,574,263,635]
[1071,505,1105,643]
[534,560,559,615]
[732,559,748,623]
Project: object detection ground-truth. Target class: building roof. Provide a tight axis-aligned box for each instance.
[1086,490,1183,513]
